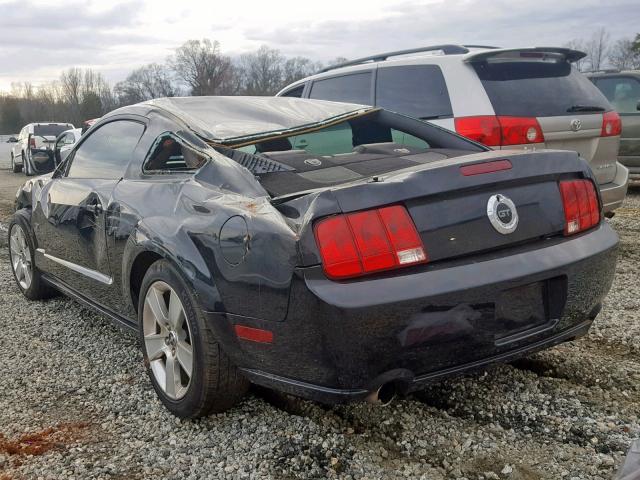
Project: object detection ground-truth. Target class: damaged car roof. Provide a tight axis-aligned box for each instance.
[141,96,373,145]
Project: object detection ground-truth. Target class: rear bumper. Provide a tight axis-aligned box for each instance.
[599,161,629,212]
[211,223,618,403]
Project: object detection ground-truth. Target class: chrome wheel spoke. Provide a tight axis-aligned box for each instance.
[168,291,184,330]
[176,340,193,378]
[15,261,24,281]
[146,286,169,326]
[22,263,32,286]
[145,333,167,361]
[10,235,19,253]
[164,355,180,399]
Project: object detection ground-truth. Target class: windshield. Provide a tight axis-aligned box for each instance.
[34,124,72,137]
[473,60,611,117]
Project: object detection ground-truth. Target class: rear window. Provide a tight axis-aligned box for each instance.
[376,65,453,119]
[473,61,610,117]
[593,76,640,114]
[34,124,72,137]
[309,73,372,105]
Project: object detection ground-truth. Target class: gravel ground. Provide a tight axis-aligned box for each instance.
[0,166,638,479]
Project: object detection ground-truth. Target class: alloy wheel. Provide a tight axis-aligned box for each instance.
[10,224,32,290]
[143,281,194,400]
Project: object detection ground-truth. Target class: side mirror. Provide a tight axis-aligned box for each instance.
[7,137,18,143]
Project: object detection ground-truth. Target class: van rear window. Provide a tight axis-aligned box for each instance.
[34,124,72,137]
[473,61,610,117]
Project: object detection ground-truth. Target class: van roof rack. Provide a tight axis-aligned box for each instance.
[318,44,488,73]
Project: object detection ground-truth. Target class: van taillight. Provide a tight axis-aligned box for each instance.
[455,116,544,147]
[601,111,621,137]
[29,137,36,148]
[314,205,427,280]
[559,180,600,236]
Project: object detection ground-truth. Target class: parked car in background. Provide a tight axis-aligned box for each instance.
[11,122,74,175]
[10,96,618,418]
[5,136,18,143]
[278,45,629,213]
[53,128,82,166]
[587,70,640,182]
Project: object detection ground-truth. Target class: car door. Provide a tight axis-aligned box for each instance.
[593,75,640,169]
[32,119,146,301]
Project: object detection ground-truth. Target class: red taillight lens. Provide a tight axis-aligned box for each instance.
[455,116,544,146]
[454,116,501,146]
[314,205,427,280]
[559,180,600,236]
[497,116,544,145]
[29,137,36,148]
[601,111,622,137]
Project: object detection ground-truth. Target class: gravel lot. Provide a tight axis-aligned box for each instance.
[0,164,638,480]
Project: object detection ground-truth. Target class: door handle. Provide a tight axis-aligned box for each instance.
[84,203,103,215]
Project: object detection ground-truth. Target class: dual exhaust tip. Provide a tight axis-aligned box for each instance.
[365,382,397,406]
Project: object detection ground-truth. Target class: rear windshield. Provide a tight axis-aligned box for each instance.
[473,61,611,117]
[34,124,72,137]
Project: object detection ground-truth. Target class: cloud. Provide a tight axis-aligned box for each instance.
[244,0,640,61]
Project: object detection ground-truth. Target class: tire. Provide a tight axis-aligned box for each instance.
[137,259,248,418]
[11,153,22,173]
[8,215,56,300]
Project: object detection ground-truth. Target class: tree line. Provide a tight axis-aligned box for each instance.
[0,40,347,133]
[2,33,639,134]
[566,29,640,71]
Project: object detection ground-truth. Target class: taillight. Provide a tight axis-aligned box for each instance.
[314,205,427,280]
[559,180,600,236]
[454,116,501,146]
[455,116,544,146]
[29,137,36,148]
[601,111,621,137]
[498,116,544,145]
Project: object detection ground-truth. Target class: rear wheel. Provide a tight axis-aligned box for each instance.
[11,153,22,173]
[8,216,55,300]
[138,260,248,418]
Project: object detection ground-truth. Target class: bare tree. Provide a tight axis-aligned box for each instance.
[239,46,286,95]
[115,63,179,104]
[564,39,588,71]
[584,28,611,71]
[170,39,233,96]
[609,38,640,70]
[282,57,322,86]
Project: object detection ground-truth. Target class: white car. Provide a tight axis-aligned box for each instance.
[11,122,74,175]
[53,128,82,166]
[277,45,628,213]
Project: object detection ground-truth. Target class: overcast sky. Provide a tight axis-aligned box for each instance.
[0,0,638,92]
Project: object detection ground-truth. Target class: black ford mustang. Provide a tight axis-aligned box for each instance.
[9,97,618,418]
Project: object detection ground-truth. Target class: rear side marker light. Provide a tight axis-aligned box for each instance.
[559,179,600,236]
[455,116,544,146]
[460,159,512,176]
[314,205,427,280]
[601,111,621,137]
[29,137,36,148]
[234,325,273,344]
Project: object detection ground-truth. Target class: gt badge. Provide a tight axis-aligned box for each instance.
[487,194,518,234]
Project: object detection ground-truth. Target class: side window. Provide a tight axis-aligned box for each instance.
[391,130,430,149]
[65,133,76,145]
[288,123,355,156]
[67,120,144,179]
[143,133,208,172]
[595,77,640,114]
[281,85,304,98]
[376,65,453,119]
[309,72,372,105]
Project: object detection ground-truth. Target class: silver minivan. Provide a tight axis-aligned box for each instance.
[278,45,628,213]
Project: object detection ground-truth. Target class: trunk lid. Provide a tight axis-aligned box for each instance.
[286,149,594,267]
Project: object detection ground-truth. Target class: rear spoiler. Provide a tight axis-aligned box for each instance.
[464,47,587,64]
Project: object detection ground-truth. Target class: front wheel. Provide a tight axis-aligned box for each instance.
[138,260,248,418]
[11,154,22,173]
[8,216,55,300]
